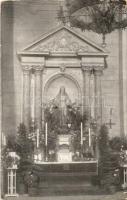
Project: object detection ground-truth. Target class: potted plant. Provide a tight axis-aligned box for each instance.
[98,125,120,193]
[15,123,34,194]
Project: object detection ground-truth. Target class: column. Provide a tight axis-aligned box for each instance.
[82,69,91,115]
[94,70,102,124]
[94,70,102,159]
[122,30,127,136]
[35,67,43,130]
[23,67,31,129]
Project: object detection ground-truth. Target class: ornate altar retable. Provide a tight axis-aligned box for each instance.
[27,87,98,196]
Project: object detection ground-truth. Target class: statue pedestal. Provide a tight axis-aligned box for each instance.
[57,135,72,162]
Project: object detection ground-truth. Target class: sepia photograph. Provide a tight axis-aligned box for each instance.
[0,0,127,199]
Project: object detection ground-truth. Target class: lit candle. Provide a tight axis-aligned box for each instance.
[89,128,91,147]
[45,122,48,146]
[34,154,37,161]
[36,129,39,148]
[81,122,83,145]
[3,135,6,146]
[2,132,6,146]
[38,153,41,161]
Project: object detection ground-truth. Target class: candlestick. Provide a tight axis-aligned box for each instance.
[45,122,48,146]
[89,128,91,147]
[81,122,83,145]
[3,135,6,146]
[2,132,6,146]
[36,129,39,148]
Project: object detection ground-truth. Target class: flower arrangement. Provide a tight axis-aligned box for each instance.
[2,148,20,168]
[109,136,127,165]
[119,146,127,165]
[2,134,20,168]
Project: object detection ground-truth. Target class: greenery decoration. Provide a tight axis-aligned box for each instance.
[21,171,39,188]
[2,124,35,169]
[16,123,34,162]
[109,136,127,152]
[58,0,127,45]
[98,124,120,191]
[2,148,19,168]
[44,102,96,158]
[98,124,109,155]
[2,135,19,168]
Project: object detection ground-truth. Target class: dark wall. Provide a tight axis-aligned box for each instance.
[1,1,16,135]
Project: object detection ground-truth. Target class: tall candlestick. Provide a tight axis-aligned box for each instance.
[89,128,91,147]
[81,122,83,145]
[3,135,6,146]
[45,122,48,146]
[36,129,39,148]
[2,132,6,146]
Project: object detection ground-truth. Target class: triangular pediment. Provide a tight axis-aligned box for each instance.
[22,26,106,54]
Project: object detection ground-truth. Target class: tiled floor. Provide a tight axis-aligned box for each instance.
[5,192,127,200]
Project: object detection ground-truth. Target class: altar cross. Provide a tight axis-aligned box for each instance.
[106,119,116,129]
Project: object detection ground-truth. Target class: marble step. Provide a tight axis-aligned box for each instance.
[28,185,100,196]
[28,179,100,196]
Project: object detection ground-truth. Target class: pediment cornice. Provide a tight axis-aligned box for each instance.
[18,25,108,58]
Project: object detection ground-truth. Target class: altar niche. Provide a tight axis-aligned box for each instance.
[31,85,97,164]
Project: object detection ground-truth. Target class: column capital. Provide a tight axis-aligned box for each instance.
[82,67,91,75]
[22,64,32,72]
[21,63,44,72]
[32,64,44,72]
[82,67,103,76]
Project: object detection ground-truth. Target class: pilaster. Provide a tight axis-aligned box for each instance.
[94,70,103,124]
[22,66,31,129]
[82,68,91,115]
[34,65,44,130]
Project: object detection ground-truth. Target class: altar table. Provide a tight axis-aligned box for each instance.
[33,160,98,175]
[27,160,98,196]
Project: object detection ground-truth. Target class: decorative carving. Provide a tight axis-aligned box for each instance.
[30,32,90,53]
[82,65,104,73]
[33,66,44,72]
[22,64,44,72]
[22,65,32,71]
[60,64,66,73]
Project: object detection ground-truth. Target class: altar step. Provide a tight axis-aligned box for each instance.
[29,185,100,196]
[28,176,100,196]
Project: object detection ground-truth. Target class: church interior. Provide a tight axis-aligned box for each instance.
[1,0,127,198]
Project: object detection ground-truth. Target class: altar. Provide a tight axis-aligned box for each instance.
[27,160,98,196]
[34,160,98,174]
